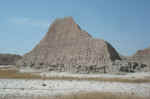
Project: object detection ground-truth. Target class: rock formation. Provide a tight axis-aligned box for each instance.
[0,54,22,65]
[132,47,150,66]
[17,17,121,73]
[112,60,148,73]
[111,47,150,73]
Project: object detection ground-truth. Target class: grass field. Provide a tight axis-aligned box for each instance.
[0,69,41,79]
[1,92,150,99]
[0,69,150,83]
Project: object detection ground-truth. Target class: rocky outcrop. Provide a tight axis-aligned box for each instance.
[111,47,150,73]
[0,54,22,65]
[112,60,148,73]
[17,17,121,73]
[132,47,150,66]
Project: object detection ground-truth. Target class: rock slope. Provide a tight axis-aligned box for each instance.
[133,47,150,65]
[111,46,150,73]
[17,17,121,73]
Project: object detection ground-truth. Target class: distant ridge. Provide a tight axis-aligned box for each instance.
[0,53,22,65]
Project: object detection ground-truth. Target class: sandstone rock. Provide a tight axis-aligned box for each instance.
[110,46,150,73]
[112,60,148,73]
[17,17,121,73]
[132,47,150,65]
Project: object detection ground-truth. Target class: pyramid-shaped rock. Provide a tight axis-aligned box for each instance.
[17,17,121,73]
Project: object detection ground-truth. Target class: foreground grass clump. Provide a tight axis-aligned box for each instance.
[1,92,150,99]
[0,69,150,83]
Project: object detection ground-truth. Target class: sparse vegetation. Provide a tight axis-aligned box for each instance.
[47,76,150,83]
[0,69,150,83]
[0,92,149,99]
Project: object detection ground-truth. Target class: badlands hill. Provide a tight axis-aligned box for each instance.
[17,17,121,73]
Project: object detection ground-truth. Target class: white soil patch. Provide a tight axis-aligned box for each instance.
[39,72,150,79]
[0,79,150,97]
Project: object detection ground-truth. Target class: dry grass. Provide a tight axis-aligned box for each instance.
[60,92,150,99]
[1,92,150,99]
[0,69,41,79]
[44,76,150,83]
[0,69,150,83]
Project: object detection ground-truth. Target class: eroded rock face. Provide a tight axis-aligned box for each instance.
[112,60,148,73]
[111,47,150,73]
[132,47,150,66]
[17,17,121,73]
[0,54,22,65]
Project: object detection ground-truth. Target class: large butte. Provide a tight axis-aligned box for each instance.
[17,17,121,73]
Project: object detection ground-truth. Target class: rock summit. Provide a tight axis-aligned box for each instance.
[17,17,121,73]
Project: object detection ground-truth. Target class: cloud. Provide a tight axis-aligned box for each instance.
[8,17,49,29]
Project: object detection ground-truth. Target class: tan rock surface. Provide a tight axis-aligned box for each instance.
[132,47,150,65]
[17,17,120,73]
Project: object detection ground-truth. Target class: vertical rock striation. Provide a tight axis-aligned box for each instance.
[17,17,121,73]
